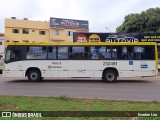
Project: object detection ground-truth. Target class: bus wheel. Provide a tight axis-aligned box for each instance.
[103,70,117,83]
[28,70,41,82]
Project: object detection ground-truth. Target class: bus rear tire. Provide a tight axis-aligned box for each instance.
[28,70,41,82]
[103,70,117,83]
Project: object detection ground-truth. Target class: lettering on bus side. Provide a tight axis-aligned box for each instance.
[48,62,62,69]
[103,62,117,66]
[48,65,62,69]
[52,62,62,65]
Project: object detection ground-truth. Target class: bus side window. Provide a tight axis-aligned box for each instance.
[158,46,160,60]
[6,50,11,61]
[10,50,21,61]
[90,47,100,59]
[58,47,68,59]
[127,47,134,60]
[48,47,57,59]
[112,48,117,59]
[91,47,111,60]
[99,47,111,59]
[27,46,47,59]
[69,47,89,60]
[135,46,155,60]
[122,47,127,59]
[84,47,89,59]
[134,46,144,60]
[144,46,155,60]
[112,46,123,59]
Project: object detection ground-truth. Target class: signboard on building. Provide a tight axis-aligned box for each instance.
[73,33,160,43]
[50,17,89,30]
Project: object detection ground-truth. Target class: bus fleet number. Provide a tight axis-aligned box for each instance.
[103,62,117,66]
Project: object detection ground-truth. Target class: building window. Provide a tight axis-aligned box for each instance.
[12,41,19,43]
[22,40,29,42]
[39,31,46,35]
[67,31,73,36]
[12,29,19,34]
[54,30,60,35]
[23,29,29,34]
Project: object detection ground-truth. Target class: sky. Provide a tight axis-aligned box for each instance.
[0,0,160,33]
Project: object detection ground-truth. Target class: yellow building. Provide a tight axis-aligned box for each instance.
[5,17,89,44]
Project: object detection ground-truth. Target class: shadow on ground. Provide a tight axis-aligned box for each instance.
[6,79,152,84]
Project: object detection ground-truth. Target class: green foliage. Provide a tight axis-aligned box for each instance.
[1,96,160,111]
[59,95,69,101]
[1,96,160,119]
[116,7,160,33]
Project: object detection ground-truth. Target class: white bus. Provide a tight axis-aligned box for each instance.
[3,42,158,83]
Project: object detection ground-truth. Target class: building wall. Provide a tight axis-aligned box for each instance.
[5,18,49,43]
[5,18,89,43]
[0,34,4,58]
[50,28,88,42]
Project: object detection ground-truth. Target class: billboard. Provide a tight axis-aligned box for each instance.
[73,33,160,43]
[50,17,89,30]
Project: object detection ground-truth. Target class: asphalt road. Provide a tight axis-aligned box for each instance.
[0,74,160,101]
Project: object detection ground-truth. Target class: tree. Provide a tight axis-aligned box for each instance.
[116,7,160,33]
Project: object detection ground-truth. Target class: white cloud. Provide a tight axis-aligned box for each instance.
[0,0,160,33]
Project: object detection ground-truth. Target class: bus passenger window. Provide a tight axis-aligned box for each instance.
[6,50,11,61]
[127,47,134,60]
[134,46,155,60]
[122,47,127,59]
[90,47,99,59]
[112,46,123,60]
[90,47,111,59]
[58,47,68,59]
[48,47,57,59]
[99,47,111,59]
[143,46,155,60]
[27,46,47,59]
[69,47,89,59]
[134,46,144,60]
[10,50,21,61]
[112,48,118,59]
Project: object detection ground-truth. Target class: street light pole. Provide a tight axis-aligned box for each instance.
[106,27,111,32]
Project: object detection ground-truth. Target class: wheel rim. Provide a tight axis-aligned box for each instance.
[106,72,115,81]
[30,72,38,81]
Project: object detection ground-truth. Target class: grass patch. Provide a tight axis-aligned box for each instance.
[59,95,69,101]
[0,96,160,119]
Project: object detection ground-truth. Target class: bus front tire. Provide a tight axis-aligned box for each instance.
[103,70,117,83]
[28,70,41,82]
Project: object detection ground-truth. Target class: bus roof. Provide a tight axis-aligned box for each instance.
[6,42,157,46]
